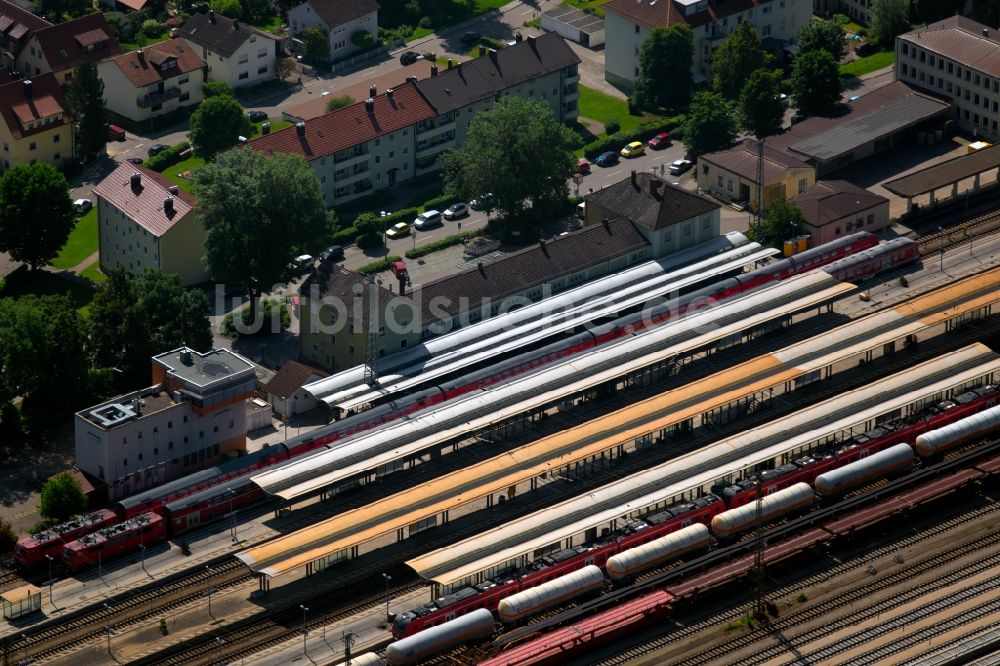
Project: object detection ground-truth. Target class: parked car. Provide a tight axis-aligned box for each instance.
[469,194,493,210]
[576,157,591,175]
[461,31,481,44]
[444,203,468,220]
[287,254,314,273]
[595,151,619,167]
[647,132,671,149]
[319,245,344,261]
[620,141,645,158]
[400,51,420,65]
[668,159,693,175]
[73,199,92,215]
[247,110,268,122]
[414,210,442,230]
[386,222,411,238]
[107,124,126,141]
[126,157,144,165]
[148,143,169,156]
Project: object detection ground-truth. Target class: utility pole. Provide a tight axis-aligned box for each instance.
[382,572,392,626]
[206,565,215,620]
[750,475,767,626]
[342,629,355,665]
[226,488,237,543]
[753,138,765,238]
[300,604,309,655]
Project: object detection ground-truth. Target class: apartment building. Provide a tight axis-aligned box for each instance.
[0,74,73,172]
[175,10,280,89]
[98,39,205,123]
[16,12,118,83]
[896,16,1000,140]
[287,0,377,64]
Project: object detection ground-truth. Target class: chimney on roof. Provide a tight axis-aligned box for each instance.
[295,121,305,136]
[262,121,270,134]
[137,48,145,64]
[164,196,174,214]
[630,170,637,188]
[479,45,486,57]
[984,28,989,37]
[387,88,394,102]
[649,178,661,197]
[478,260,485,274]
[447,58,453,69]
[208,9,215,22]
[515,32,522,43]
[539,238,547,254]
[130,172,141,191]
[369,83,377,98]
[406,75,417,83]
[365,98,374,113]
[169,184,179,195]
[431,64,438,77]
[489,48,498,65]
[602,217,610,230]
[22,79,31,98]
[527,34,536,49]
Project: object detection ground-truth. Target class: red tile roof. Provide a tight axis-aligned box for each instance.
[108,39,205,88]
[0,0,51,56]
[306,0,379,31]
[0,73,71,140]
[604,0,771,29]
[899,15,1000,77]
[791,180,888,228]
[251,81,435,161]
[265,360,328,399]
[33,13,119,73]
[93,163,197,237]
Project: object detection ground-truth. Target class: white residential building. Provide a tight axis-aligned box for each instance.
[98,39,205,123]
[603,0,811,90]
[287,0,378,64]
[896,15,1000,141]
[175,10,280,88]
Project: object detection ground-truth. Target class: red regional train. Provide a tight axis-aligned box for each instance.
[13,509,119,569]
[60,513,165,574]
[391,380,998,638]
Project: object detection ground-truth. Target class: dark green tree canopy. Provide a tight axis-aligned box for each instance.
[911,0,959,25]
[797,19,845,62]
[203,80,234,98]
[189,94,254,158]
[0,164,76,270]
[631,24,694,113]
[870,0,910,47]
[751,196,805,248]
[973,0,1000,27]
[712,22,770,99]
[209,0,242,19]
[88,269,213,389]
[66,59,107,160]
[739,69,785,139]
[192,148,333,302]
[682,91,738,157]
[442,96,577,232]
[39,472,87,522]
[303,26,328,64]
[791,49,842,117]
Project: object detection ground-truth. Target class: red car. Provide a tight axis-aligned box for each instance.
[107,124,126,141]
[647,132,671,149]
[576,157,591,175]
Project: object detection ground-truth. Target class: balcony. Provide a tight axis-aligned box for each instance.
[137,86,181,108]
[333,146,369,163]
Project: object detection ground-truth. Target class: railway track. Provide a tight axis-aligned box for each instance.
[14,559,251,663]
[143,578,424,665]
[594,496,1000,666]
[0,568,21,592]
[917,205,1000,253]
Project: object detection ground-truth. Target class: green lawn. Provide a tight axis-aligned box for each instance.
[121,31,170,53]
[80,262,107,284]
[253,119,293,135]
[163,155,207,193]
[0,266,95,312]
[578,86,644,135]
[840,50,895,78]
[562,0,613,18]
[51,208,97,270]
[249,15,284,34]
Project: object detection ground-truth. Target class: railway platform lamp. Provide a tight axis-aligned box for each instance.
[300,604,309,655]
[21,632,28,664]
[382,572,392,626]
[215,637,225,665]
[206,565,216,620]
[226,487,237,544]
[939,227,945,272]
[44,554,55,608]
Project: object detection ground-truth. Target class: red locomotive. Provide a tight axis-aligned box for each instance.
[13,510,118,569]
[61,513,165,574]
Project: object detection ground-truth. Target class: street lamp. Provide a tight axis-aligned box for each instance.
[939,226,945,272]
[382,572,392,626]
[300,604,309,655]
[215,637,225,666]
[45,554,54,608]
[206,565,215,620]
[21,633,28,664]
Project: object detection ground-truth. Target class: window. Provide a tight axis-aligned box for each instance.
[238,54,249,64]
[178,75,189,84]
[835,226,841,235]
[258,47,267,57]
[239,72,249,79]
[179,92,189,102]
[798,178,807,193]
[138,452,143,461]
[258,65,268,74]
[717,174,724,187]
[727,178,733,192]
[213,425,219,432]
[948,62,954,74]
[867,214,874,225]
[634,23,640,33]
[29,141,36,150]
[123,458,128,467]
[348,344,355,354]
[53,134,59,143]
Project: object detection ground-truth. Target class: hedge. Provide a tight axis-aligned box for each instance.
[332,226,358,245]
[404,231,477,259]
[357,255,403,275]
[421,193,459,212]
[582,116,686,160]
[145,142,192,172]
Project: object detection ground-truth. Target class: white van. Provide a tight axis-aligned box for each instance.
[414,210,442,230]
[288,254,314,273]
[576,202,586,219]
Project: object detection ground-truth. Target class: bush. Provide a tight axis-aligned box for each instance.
[418,16,432,28]
[421,193,457,212]
[220,299,290,336]
[0,517,15,554]
[383,207,419,226]
[404,232,477,259]
[832,13,850,25]
[203,81,233,99]
[351,30,374,48]
[141,18,166,37]
[582,116,686,159]
[605,119,621,135]
[144,141,192,172]
[357,255,403,275]
[332,226,358,245]
[325,95,354,112]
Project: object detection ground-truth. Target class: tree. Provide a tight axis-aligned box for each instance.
[189,94,253,158]
[442,96,577,230]
[797,19,845,62]
[241,0,272,22]
[912,0,959,24]
[0,295,89,419]
[39,472,87,522]
[34,0,87,21]
[0,164,76,270]
[354,211,383,247]
[972,0,1000,28]
[88,269,213,389]
[750,196,804,248]
[0,516,15,554]
[791,49,842,117]
[65,60,107,161]
[682,92,738,157]
[325,95,355,112]
[203,80,233,98]
[191,148,333,312]
[276,56,296,81]
[303,26,328,64]
[739,69,785,139]
[712,22,770,100]
[209,0,242,19]
[870,0,909,47]
[630,24,694,113]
